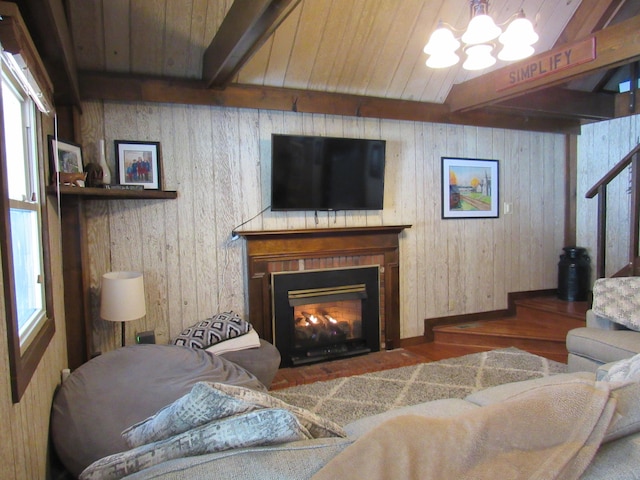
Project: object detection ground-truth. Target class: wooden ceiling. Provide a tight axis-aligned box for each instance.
[12,0,640,133]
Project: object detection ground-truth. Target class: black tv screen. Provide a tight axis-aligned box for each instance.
[271,134,386,211]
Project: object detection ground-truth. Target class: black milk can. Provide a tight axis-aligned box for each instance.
[557,247,591,301]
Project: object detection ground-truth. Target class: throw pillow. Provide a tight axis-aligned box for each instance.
[173,311,252,348]
[592,277,640,330]
[122,381,346,448]
[80,408,310,480]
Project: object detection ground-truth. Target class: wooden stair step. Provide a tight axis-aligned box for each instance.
[514,296,589,323]
[430,296,588,364]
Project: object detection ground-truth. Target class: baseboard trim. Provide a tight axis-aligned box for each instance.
[422,289,557,342]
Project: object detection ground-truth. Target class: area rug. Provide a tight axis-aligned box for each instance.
[270,347,567,426]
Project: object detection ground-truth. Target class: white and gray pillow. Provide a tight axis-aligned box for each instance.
[122,381,346,448]
[80,409,310,480]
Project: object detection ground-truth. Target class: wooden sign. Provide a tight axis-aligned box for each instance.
[497,38,596,91]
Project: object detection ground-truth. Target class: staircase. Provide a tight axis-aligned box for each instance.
[429,296,588,363]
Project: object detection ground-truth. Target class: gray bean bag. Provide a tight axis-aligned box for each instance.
[51,344,265,477]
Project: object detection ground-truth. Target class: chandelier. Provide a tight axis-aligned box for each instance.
[423,0,538,71]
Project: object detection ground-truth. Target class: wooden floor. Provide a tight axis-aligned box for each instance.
[270,295,588,390]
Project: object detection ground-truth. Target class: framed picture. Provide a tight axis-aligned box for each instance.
[48,136,84,184]
[441,157,499,219]
[115,140,162,190]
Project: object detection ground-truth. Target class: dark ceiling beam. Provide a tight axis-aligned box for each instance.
[553,0,626,48]
[447,15,640,113]
[14,0,81,109]
[77,70,581,134]
[493,88,616,121]
[202,0,301,88]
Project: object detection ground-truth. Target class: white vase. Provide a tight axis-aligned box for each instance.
[98,139,111,185]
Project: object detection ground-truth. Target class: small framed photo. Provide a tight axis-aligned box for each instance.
[441,157,499,219]
[48,136,84,184]
[115,140,162,190]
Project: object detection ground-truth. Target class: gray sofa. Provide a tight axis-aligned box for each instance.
[567,309,640,373]
[78,361,640,480]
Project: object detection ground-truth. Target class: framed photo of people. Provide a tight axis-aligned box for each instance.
[115,140,162,190]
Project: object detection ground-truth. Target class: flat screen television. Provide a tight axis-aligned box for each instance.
[271,134,386,211]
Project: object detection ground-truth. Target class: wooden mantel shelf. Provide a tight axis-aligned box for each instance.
[46,185,178,200]
[237,225,411,238]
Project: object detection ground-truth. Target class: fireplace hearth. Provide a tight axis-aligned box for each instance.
[272,266,380,367]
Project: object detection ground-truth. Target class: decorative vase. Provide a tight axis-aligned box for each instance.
[98,139,111,186]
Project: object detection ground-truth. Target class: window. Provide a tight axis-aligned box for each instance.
[0,48,54,402]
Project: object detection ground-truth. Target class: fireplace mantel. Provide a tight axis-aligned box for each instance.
[238,225,410,351]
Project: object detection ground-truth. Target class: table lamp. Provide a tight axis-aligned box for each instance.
[100,271,146,347]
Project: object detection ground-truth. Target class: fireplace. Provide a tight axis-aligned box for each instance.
[237,226,410,364]
[272,266,380,366]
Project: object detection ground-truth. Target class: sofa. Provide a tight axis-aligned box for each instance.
[567,277,640,373]
[71,353,640,480]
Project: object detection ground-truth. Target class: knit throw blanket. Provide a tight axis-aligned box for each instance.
[312,380,616,480]
[592,277,640,330]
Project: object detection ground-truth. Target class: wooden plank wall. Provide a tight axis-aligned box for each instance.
[0,118,68,478]
[577,114,640,280]
[80,100,567,355]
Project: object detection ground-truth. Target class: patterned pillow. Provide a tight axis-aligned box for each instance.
[173,311,252,348]
[80,409,310,480]
[122,381,346,448]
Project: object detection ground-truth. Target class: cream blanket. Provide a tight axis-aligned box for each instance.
[312,380,616,480]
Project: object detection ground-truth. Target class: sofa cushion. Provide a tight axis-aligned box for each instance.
[123,381,346,448]
[464,371,595,406]
[173,311,252,348]
[120,438,353,480]
[80,409,311,480]
[566,327,640,364]
[51,345,265,478]
[344,398,477,438]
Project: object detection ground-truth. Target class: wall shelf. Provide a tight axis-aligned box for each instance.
[46,185,178,200]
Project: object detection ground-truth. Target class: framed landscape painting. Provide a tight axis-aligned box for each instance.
[441,157,499,219]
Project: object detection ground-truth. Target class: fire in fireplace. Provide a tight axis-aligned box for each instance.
[272,266,380,367]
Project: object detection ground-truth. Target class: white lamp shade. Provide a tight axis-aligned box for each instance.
[461,14,501,45]
[463,44,496,70]
[100,271,146,322]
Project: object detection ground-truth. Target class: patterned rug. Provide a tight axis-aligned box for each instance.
[270,347,567,426]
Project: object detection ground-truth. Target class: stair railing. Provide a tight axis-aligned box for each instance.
[585,143,640,278]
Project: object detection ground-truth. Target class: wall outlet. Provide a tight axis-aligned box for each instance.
[448,300,455,311]
[503,202,513,215]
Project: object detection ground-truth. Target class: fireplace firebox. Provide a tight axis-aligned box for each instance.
[272,266,380,367]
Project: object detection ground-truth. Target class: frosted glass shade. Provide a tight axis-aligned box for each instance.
[426,51,460,68]
[100,271,146,322]
[463,44,496,70]
[461,14,501,45]
[498,44,535,62]
[499,17,539,47]
[424,27,460,55]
